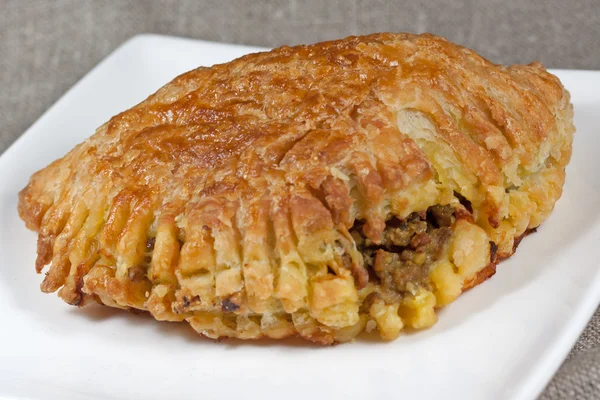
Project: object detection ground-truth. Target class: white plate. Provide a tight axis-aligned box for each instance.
[1,34,599,400]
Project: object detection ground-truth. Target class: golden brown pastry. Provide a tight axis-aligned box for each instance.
[18,33,574,343]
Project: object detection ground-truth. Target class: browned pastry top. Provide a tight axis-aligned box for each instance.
[21,33,571,234]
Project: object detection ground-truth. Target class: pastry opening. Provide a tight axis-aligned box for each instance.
[349,204,457,302]
[453,191,472,214]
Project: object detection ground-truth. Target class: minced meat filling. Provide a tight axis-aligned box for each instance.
[351,205,456,296]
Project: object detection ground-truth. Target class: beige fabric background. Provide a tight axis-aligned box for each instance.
[2,1,599,398]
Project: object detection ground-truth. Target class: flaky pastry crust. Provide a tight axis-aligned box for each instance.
[18,33,574,343]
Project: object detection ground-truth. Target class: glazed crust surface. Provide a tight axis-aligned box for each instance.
[18,33,574,343]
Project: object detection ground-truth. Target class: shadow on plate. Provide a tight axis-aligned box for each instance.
[72,303,328,348]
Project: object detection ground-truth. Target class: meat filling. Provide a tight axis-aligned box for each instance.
[351,205,456,297]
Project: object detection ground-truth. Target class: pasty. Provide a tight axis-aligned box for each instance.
[18,33,574,343]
